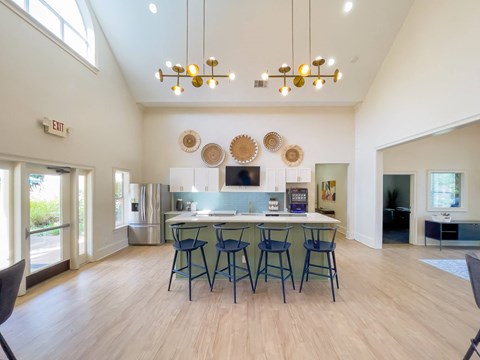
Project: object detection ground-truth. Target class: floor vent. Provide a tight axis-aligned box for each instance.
[254,80,268,88]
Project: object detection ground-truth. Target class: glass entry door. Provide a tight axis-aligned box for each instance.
[27,168,70,286]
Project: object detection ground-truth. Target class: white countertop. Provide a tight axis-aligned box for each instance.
[165,212,340,224]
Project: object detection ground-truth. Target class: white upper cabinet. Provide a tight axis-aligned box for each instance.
[194,168,219,192]
[169,168,195,192]
[286,168,311,183]
[265,168,286,192]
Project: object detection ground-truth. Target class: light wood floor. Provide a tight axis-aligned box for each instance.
[3,235,479,359]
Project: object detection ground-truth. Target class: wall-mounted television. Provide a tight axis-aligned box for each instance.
[225,166,260,186]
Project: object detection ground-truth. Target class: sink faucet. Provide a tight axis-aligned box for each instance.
[248,201,253,213]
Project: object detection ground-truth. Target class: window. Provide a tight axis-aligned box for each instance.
[6,0,96,66]
[114,170,129,228]
[428,171,467,211]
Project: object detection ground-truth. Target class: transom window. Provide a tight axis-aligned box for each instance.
[9,0,96,65]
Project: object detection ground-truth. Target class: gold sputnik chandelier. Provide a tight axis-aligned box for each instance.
[261,0,343,96]
[156,0,235,95]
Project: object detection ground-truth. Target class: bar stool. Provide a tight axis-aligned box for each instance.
[168,223,212,301]
[254,224,295,303]
[210,223,254,303]
[299,225,339,302]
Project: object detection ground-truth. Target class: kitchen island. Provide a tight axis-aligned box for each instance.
[166,212,340,279]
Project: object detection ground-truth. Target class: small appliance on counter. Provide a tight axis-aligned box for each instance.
[286,188,308,213]
[268,198,279,211]
[175,198,183,211]
[128,183,170,245]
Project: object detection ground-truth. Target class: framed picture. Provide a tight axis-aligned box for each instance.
[321,180,336,202]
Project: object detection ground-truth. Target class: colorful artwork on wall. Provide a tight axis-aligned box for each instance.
[322,180,336,202]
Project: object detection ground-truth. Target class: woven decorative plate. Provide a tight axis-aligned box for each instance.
[282,145,304,167]
[178,130,201,152]
[263,132,282,152]
[229,134,259,164]
[201,143,225,167]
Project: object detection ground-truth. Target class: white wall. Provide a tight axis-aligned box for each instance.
[383,122,480,245]
[143,106,355,231]
[315,164,348,235]
[354,0,480,248]
[0,3,143,258]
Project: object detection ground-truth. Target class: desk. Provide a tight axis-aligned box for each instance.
[315,208,335,217]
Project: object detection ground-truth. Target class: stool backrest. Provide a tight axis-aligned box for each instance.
[213,223,249,249]
[169,223,207,249]
[466,252,480,309]
[0,259,25,325]
[256,223,293,249]
[301,225,337,248]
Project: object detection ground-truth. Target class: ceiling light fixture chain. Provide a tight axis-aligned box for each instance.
[261,0,343,96]
[155,0,235,95]
[186,0,189,67]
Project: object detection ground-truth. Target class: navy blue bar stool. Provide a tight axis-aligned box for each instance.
[210,223,254,303]
[254,224,295,303]
[299,225,339,302]
[168,223,212,301]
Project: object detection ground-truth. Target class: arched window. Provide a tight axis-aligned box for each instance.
[9,0,96,66]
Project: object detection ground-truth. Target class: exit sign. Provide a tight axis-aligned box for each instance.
[42,118,70,138]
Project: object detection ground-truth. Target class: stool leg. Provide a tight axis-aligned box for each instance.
[254,250,264,292]
[299,250,309,293]
[227,252,232,282]
[305,251,312,282]
[286,249,295,290]
[200,246,212,288]
[464,328,480,360]
[243,248,255,293]
[264,252,269,282]
[0,332,16,360]
[279,252,286,303]
[168,250,179,291]
[332,250,339,289]
[233,252,237,304]
[211,251,221,291]
[327,252,335,302]
[187,251,192,301]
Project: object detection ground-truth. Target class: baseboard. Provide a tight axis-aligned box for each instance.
[93,228,128,261]
[353,232,379,249]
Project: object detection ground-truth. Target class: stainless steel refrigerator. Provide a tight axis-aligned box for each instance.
[128,183,170,245]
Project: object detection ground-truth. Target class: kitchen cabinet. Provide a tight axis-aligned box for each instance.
[170,168,219,192]
[286,167,311,183]
[194,168,219,192]
[265,168,286,192]
[169,168,194,192]
[164,213,181,242]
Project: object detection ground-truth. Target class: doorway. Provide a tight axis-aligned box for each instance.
[383,174,412,244]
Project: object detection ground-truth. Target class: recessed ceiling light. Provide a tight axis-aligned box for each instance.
[149,3,158,14]
[344,1,353,13]
[328,58,335,66]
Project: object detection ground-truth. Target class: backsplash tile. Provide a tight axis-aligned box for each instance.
[173,192,285,213]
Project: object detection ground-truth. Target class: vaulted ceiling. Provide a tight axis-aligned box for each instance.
[89,0,413,107]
